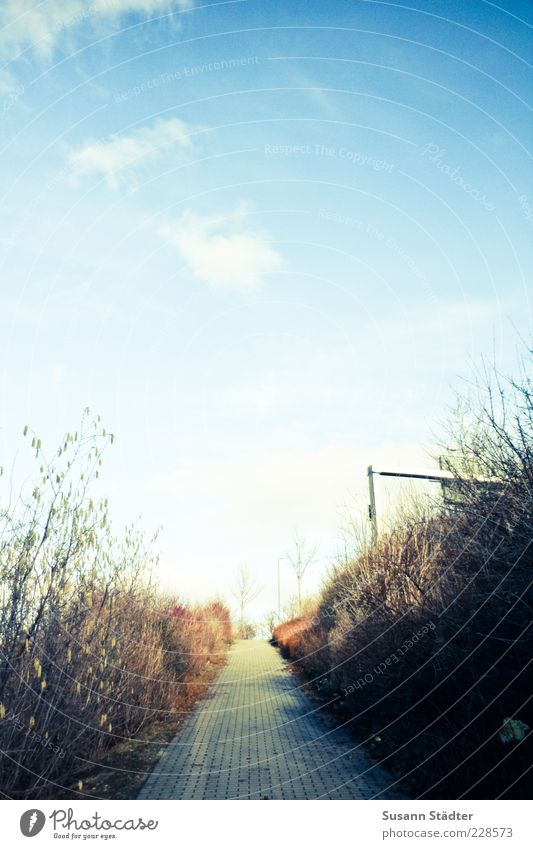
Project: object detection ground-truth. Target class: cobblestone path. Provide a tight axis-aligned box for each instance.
[138,640,406,800]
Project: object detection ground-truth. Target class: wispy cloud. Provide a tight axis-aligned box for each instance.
[0,1,193,60]
[160,206,283,291]
[68,118,194,189]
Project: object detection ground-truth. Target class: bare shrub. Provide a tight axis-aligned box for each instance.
[273,353,533,798]
[0,414,231,797]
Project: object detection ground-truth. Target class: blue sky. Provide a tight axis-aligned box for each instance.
[0,0,531,619]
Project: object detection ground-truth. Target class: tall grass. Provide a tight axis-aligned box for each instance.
[0,414,231,798]
[273,357,532,798]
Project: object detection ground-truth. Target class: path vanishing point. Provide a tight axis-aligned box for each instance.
[138,640,406,800]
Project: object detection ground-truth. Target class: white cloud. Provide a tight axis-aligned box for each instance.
[0,1,192,60]
[0,68,20,95]
[160,207,283,291]
[68,118,194,189]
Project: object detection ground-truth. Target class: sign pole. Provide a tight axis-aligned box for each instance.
[368,465,378,545]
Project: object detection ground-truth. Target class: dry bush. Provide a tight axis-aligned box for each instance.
[274,354,532,798]
[0,414,231,798]
[272,617,313,659]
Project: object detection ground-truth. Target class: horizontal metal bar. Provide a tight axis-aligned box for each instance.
[368,465,500,485]
[375,470,453,482]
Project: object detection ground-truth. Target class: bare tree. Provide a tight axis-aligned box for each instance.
[232,564,261,634]
[286,535,317,615]
[259,610,278,640]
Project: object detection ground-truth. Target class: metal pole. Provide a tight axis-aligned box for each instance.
[277,557,282,621]
[368,465,378,545]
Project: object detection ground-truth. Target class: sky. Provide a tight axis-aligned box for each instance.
[0,0,531,621]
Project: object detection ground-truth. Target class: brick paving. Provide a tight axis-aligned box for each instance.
[138,640,406,800]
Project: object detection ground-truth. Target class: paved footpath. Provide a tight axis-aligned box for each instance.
[138,640,406,800]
